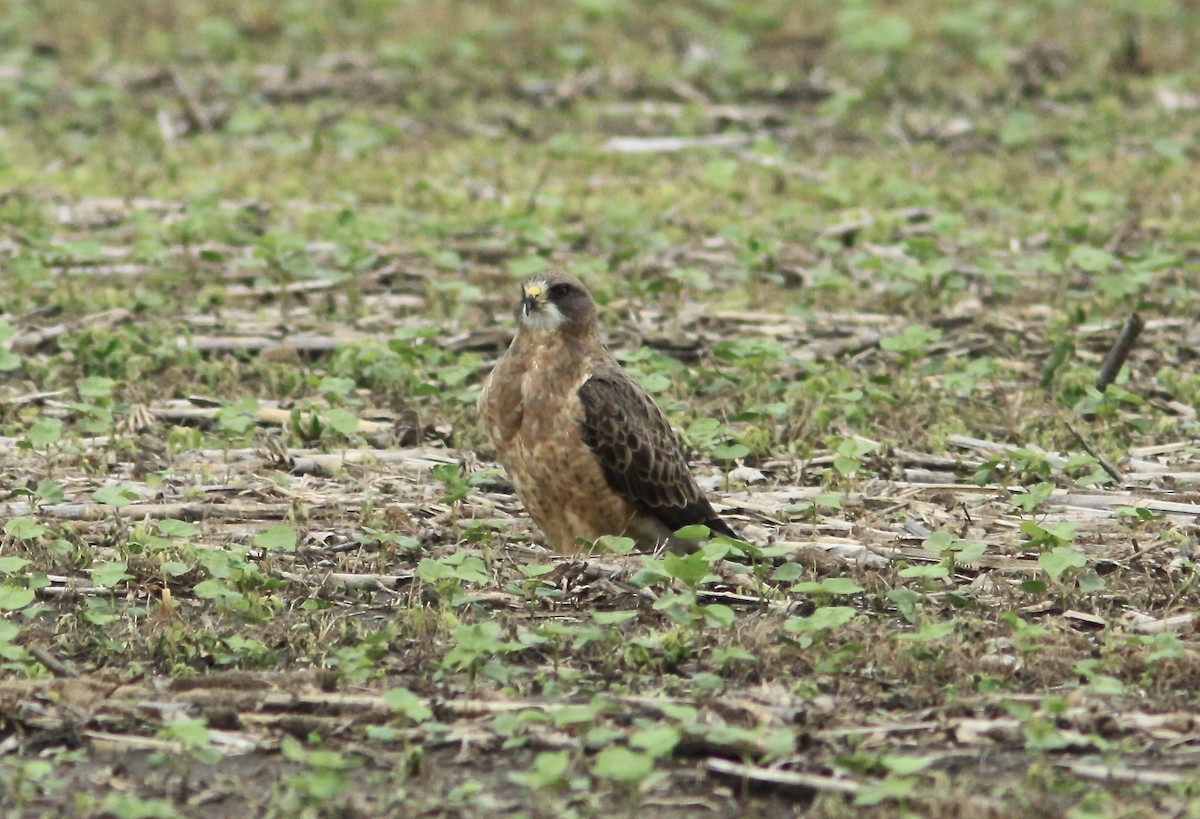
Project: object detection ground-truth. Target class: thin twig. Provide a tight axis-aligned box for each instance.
[1057,761,1183,786]
[1095,313,1145,392]
[705,757,860,796]
[1065,421,1125,484]
[170,67,213,132]
[28,645,78,678]
[523,163,552,215]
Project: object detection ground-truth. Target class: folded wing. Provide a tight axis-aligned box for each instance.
[576,371,739,540]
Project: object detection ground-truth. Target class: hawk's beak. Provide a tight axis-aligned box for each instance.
[521,284,543,316]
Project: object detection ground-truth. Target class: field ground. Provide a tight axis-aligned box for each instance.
[1,2,1200,816]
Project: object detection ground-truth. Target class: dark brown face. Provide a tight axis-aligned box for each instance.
[518,274,596,331]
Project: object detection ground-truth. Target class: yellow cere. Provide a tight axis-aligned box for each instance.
[524,283,542,299]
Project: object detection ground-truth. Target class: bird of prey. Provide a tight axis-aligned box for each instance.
[478,272,740,554]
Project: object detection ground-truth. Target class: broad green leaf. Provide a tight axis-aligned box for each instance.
[663,551,710,587]
[1021,520,1077,546]
[952,540,987,563]
[1040,522,1077,543]
[691,671,724,693]
[899,563,949,580]
[817,577,864,595]
[854,775,918,807]
[712,443,750,460]
[1039,546,1086,580]
[531,749,570,779]
[93,486,138,508]
[0,585,34,610]
[552,704,602,727]
[194,579,241,601]
[1087,675,1125,695]
[0,349,21,372]
[685,417,722,443]
[4,517,47,540]
[384,688,433,722]
[656,702,698,722]
[922,530,953,551]
[418,558,454,582]
[592,746,653,784]
[672,524,711,541]
[882,754,938,775]
[1069,245,1115,272]
[158,519,198,537]
[888,588,922,623]
[510,749,571,788]
[0,556,31,573]
[636,373,671,394]
[36,480,65,503]
[880,324,941,354]
[451,556,489,585]
[91,561,130,588]
[630,726,681,758]
[78,376,116,398]
[26,418,62,447]
[161,717,211,748]
[453,621,502,651]
[1013,482,1055,512]
[702,604,735,629]
[816,492,844,509]
[785,605,856,632]
[317,376,356,397]
[595,535,636,554]
[253,525,297,552]
[303,748,356,771]
[772,562,805,583]
[324,408,359,436]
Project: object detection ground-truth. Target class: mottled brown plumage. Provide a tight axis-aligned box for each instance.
[477,272,738,553]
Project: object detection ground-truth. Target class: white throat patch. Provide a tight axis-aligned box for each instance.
[521,301,568,331]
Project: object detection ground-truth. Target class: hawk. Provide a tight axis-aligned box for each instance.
[478,272,740,553]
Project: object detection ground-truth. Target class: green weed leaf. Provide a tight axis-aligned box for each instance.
[0,585,35,610]
[592,746,653,784]
[253,525,297,552]
[91,561,131,587]
[384,688,433,722]
[93,486,138,508]
[27,418,62,447]
[785,605,856,633]
[1039,546,1086,580]
[4,517,47,541]
[663,551,710,587]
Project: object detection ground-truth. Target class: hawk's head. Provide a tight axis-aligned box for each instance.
[516,273,596,333]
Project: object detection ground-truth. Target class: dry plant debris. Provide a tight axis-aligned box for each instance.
[2,1,1200,816]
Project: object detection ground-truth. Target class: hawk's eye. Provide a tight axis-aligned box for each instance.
[548,283,573,300]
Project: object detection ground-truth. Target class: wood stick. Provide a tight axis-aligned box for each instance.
[1095,313,1144,392]
[27,645,78,678]
[0,500,293,522]
[170,67,213,132]
[1057,761,1182,787]
[705,757,860,796]
[1064,421,1125,484]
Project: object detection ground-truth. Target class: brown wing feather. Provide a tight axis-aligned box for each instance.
[577,372,739,540]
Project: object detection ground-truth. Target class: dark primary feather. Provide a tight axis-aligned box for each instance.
[577,372,739,540]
